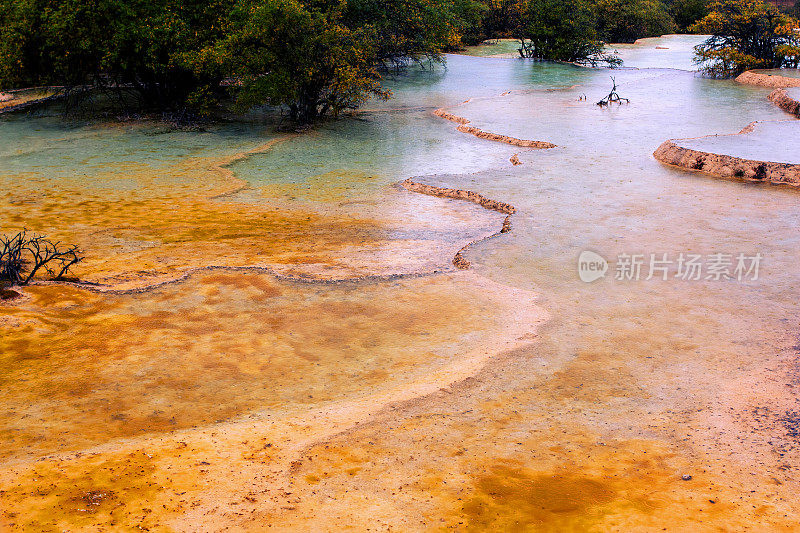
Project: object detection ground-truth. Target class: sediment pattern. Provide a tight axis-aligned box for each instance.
[48,264,440,296]
[735,71,800,89]
[208,136,293,198]
[769,88,800,117]
[653,123,800,186]
[433,107,556,149]
[0,269,548,533]
[400,178,515,269]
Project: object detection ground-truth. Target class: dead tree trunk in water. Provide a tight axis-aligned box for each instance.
[596,77,629,107]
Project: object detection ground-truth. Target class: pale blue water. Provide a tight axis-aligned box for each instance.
[2,36,796,323]
[2,35,795,318]
[610,34,707,71]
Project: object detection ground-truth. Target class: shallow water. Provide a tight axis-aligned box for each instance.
[459,38,522,57]
[2,35,800,530]
[608,34,706,70]
[0,273,528,460]
[753,68,800,79]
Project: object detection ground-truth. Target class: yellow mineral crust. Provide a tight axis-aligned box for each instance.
[0,272,549,531]
[0,118,548,530]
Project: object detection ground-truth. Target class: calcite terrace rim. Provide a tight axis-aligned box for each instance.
[653,120,800,186]
[768,88,800,118]
[399,178,516,270]
[433,93,557,149]
[735,70,800,89]
[4,130,524,297]
[24,176,521,295]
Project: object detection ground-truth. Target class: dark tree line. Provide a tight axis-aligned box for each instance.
[0,0,477,123]
[1,0,787,121]
[463,0,711,46]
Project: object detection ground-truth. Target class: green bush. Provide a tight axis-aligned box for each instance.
[0,0,480,122]
[594,0,677,43]
[513,0,621,66]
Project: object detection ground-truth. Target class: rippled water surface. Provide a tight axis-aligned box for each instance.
[2,35,800,530]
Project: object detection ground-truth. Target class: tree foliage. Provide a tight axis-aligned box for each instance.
[462,0,519,44]
[692,0,800,77]
[343,0,479,67]
[668,0,711,31]
[464,0,696,47]
[0,0,478,122]
[197,0,390,123]
[0,0,234,112]
[513,0,621,66]
[0,0,736,121]
[594,0,677,43]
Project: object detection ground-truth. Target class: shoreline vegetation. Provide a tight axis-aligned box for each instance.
[2,0,797,125]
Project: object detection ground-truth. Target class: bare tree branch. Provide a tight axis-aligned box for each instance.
[597,76,629,107]
[0,230,83,286]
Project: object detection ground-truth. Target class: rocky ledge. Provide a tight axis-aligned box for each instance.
[433,108,556,149]
[735,70,800,89]
[653,123,800,186]
[768,88,800,118]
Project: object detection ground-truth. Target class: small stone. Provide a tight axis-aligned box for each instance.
[681,474,692,481]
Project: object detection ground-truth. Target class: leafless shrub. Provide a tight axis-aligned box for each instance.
[0,230,82,285]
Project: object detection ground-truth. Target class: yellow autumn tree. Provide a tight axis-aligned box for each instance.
[692,0,800,77]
